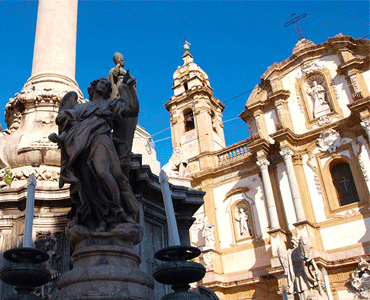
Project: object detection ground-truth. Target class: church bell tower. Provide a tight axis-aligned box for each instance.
[165,43,226,168]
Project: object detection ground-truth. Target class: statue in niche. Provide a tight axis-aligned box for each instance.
[305,75,331,118]
[49,76,139,231]
[202,215,215,249]
[279,236,327,300]
[234,205,251,237]
[162,147,188,177]
[108,52,138,178]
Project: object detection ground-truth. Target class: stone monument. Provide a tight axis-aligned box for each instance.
[278,236,328,300]
[49,76,155,299]
[0,1,81,295]
[0,1,205,298]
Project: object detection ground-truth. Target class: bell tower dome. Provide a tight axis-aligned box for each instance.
[165,43,225,165]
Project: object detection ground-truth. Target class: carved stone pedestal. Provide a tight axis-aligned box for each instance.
[57,221,154,300]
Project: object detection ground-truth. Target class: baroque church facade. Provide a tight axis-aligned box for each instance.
[166,35,370,299]
[0,1,368,298]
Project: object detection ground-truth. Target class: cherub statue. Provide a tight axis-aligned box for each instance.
[108,52,130,98]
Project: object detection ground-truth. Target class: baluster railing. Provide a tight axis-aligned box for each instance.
[217,139,251,165]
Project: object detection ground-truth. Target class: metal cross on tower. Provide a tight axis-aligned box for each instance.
[284,13,307,40]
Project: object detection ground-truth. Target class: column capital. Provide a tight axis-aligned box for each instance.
[256,158,270,170]
[361,120,370,129]
[279,148,294,160]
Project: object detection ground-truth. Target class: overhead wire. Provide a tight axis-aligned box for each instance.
[149,35,369,145]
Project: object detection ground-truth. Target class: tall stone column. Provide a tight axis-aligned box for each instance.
[0,1,82,297]
[280,148,306,222]
[24,0,81,95]
[0,0,82,171]
[256,158,280,230]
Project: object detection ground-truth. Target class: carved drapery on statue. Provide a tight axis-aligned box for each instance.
[304,74,332,119]
[347,258,370,299]
[234,203,251,237]
[49,77,139,231]
[278,236,328,300]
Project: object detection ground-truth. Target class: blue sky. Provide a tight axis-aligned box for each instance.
[0,0,369,166]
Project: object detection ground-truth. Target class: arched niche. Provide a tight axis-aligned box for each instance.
[225,188,261,243]
[295,68,343,129]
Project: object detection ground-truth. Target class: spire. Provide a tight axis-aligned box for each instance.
[173,42,208,85]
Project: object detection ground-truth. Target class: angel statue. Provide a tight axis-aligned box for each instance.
[49,76,139,231]
[278,236,327,300]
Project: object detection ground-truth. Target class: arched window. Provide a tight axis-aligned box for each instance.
[330,161,360,206]
[184,109,195,132]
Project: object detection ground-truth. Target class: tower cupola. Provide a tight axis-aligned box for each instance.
[165,43,226,165]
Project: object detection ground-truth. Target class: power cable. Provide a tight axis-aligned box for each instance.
[150,35,369,143]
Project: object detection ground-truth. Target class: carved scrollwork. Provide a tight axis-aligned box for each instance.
[317,129,343,153]
[347,258,370,299]
[34,231,66,300]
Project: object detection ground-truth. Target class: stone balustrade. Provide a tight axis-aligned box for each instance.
[217,140,251,165]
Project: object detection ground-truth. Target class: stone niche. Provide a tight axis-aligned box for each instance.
[0,153,204,299]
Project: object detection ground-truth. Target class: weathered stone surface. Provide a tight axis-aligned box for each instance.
[57,221,154,300]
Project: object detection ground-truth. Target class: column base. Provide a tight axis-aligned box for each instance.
[57,221,154,300]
